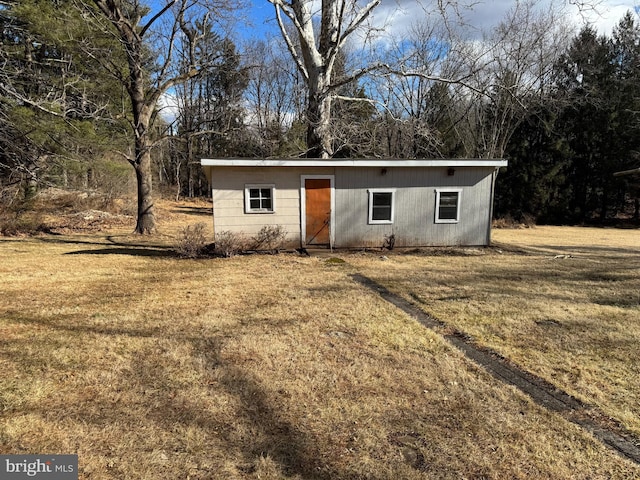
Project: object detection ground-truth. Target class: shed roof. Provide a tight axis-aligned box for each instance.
[200,158,507,168]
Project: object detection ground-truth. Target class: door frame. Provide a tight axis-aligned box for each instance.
[300,175,335,248]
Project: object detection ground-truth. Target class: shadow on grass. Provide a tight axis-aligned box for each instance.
[592,296,640,308]
[26,234,178,257]
[65,247,177,257]
[124,336,338,478]
[171,205,211,217]
[3,310,339,477]
[2,312,168,340]
[190,338,337,479]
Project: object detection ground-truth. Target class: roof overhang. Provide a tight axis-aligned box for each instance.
[200,158,508,168]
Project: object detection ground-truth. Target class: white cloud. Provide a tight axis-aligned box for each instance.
[157,91,179,125]
[368,0,640,40]
[578,2,639,34]
[248,0,640,44]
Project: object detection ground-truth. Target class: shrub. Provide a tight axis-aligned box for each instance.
[251,225,288,252]
[0,197,49,237]
[175,223,209,258]
[214,230,248,258]
[0,211,48,236]
[493,214,536,229]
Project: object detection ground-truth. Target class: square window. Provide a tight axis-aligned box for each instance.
[435,189,461,223]
[245,184,275,213]
[368,189,395,224]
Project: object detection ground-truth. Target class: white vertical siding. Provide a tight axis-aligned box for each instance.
[334,167,495,247]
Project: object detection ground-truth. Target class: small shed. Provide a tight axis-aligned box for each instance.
[200,158,507,249]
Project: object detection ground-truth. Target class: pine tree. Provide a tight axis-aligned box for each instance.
[0,0,127,201]
[554,18,640,222]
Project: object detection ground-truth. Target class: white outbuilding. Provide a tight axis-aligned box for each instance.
[200,158,507,249]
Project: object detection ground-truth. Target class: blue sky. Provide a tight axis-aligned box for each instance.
[155,0,640,121]
[243,0,277,39]
[145,0,640,44]
[236,0,640,42]
[226,0,640,78]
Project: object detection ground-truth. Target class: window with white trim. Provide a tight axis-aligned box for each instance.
[368,189,395,224]
[435,189,462,223]
[245,184,275,213]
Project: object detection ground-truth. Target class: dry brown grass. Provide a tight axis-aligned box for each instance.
[350,226,640,437]
[1,207,639,479]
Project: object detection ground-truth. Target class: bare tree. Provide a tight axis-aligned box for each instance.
[462,1,572,158]
[245,38,306,157]
[386,0,572,159]
[171,34,248,197]
[268,0,381,158]
[84,0,235,233]
[265,0,586,160]
[368,19,472,158]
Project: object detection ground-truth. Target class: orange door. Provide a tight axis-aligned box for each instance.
[305,178,331,245]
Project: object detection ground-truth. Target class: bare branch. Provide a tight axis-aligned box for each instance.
[337,0,380,50]
[0,83,67,118]
[140,0,177,37]
[385,67,490,97]
[613,167,640,177]
[270,1,309,80]
[326,63,384,92]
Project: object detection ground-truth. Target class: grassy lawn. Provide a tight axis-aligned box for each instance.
[0,205,639,479]
[350,227,640,436]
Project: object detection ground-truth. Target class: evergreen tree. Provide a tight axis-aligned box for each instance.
[497,108,571,223]
[555,20,639,222]
[0,0,127,201]
[500,14,640,224]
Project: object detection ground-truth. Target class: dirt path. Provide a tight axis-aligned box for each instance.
[351,273,640,465]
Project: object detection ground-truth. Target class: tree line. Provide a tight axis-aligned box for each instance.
[1,0,638,232]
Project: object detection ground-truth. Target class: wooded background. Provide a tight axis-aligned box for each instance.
[1,0,639,230]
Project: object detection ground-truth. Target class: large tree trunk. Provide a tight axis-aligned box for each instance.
[90,0,209,235]
[305,69,333,158]
[306,90,332,158]
[134,140,156,234]
[271,0,380,159]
